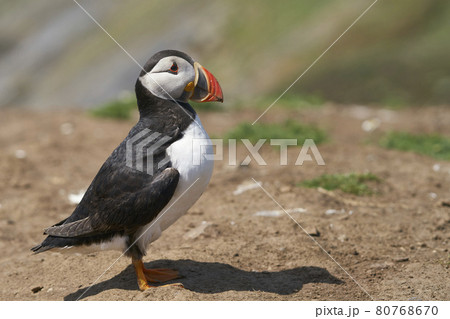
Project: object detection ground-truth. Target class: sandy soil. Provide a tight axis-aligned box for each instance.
[0,105,449,300]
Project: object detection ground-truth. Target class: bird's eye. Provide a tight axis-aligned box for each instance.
[169,62,178,73]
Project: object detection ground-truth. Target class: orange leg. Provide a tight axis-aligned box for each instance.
[132,258,183,291]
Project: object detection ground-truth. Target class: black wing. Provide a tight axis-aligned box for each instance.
[44,167,179,238]
[42,125,182,238]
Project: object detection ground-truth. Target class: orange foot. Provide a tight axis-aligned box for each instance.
[132,258,184,291]
[143,268,181,283]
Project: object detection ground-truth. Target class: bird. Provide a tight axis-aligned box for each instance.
[31,49,223,291]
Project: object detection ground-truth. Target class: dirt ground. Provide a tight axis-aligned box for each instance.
[0,104,449,301]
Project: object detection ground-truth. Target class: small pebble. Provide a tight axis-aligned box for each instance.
[325,209,345,215]
[255,210,283,217]
[60,122,74,135]
[31,286,43,293]
[254,208,306,217]
[370,262,392,269]
[279,186,292,193]
[361,118,381,132]
[233,182,260,195]
[15,149,27,159]
[305,226,320,237]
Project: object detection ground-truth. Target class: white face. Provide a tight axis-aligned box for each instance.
[139,56,196,102]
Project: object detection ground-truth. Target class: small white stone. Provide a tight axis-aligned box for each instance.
[60,122,74,135]
[325,209,345,215]
[361,118,381,132]
[15,149,27,159]
[432,164,440,172]
[254,210,283,217]
[286,208,307,214]
[254,208,307,217]
[429,192,437,199]
[233,181,261,195]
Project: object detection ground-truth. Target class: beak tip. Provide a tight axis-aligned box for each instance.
[191,63,223,104]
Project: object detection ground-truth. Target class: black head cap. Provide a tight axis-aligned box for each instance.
[139,50,195,76]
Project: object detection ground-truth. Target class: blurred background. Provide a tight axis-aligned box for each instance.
[1,0,449,109]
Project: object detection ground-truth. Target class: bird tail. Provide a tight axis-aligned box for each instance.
[30,244,54,254]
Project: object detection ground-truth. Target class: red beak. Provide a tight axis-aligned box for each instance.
[190,62,224,103]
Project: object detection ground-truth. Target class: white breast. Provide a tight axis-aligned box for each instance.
[135,115,214,252]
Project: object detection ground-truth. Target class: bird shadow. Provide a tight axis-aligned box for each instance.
[65,259,342,300]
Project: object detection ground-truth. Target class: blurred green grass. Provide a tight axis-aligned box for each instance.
[234,93,325,110]
[299,172,380,196]
[224,120,327,145]
[218,0,450,106]
[380,132,450,160]
[90,95,137,120]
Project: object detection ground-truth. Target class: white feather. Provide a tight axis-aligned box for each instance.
[135,115,213,252]
[139,56,195,101]
[56,235,128,254]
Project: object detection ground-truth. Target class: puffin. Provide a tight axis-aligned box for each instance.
[31,50,223,291]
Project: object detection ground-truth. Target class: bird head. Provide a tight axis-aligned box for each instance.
[138,50,223,104]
